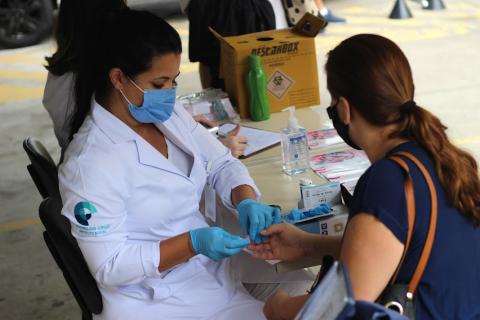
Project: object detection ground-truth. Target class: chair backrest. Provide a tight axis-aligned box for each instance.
[39,197,102,317]
[23,137,60,199]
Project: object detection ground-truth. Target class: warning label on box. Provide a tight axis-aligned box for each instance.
[267,70,294,100]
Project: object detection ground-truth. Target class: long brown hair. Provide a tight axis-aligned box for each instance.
[326,34,480,226]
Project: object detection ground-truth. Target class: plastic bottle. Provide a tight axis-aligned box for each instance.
[281,106,310,175]
[246,54,271,121]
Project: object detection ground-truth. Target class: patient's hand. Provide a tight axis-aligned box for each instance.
[247,223,307,261]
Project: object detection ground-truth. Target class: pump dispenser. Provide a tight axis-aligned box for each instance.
[280,106,310,175]
[283,106,300,129]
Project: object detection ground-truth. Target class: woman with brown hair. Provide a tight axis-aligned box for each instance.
[249,34,480,319]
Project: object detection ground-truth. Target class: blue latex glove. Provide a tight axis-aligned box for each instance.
[189,227,249,261]
[287,204,332,222]
[236,199,282,244]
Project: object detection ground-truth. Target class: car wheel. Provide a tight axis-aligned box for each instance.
[0,0,54,49]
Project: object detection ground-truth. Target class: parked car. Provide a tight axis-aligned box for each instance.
[0,0,56,49]
[0,0,178,49]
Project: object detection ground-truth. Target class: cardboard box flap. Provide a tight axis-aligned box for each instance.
[214,29,305,50]
[212,29,314,65]
[209,27,236,50]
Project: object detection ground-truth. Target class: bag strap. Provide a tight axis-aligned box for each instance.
[387,151,438,299]
[387,155,415,283]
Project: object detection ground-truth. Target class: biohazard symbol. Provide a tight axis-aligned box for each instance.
[267,70,294,100]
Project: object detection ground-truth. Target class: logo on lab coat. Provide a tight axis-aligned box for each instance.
[74,201,97,226]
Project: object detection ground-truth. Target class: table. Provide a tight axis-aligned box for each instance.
[212,107,350,276]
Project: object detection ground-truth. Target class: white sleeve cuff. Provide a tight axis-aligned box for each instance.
[141,241,162,278]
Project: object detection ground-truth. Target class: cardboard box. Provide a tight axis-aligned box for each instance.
[300,181,341,210]
[296,212,349,236]
[295,205,349,236]
[212,14,324,118]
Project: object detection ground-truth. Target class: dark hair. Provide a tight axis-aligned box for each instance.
[45,0,126,75]
[326,34,480,226]
[71,8,182,138]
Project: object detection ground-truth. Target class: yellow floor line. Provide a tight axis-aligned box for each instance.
[0,85,44,104]
[0,69,47,82]
[0,53,46,66]
[0,217,40,233]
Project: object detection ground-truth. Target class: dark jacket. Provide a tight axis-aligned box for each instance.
[187,0,276,88]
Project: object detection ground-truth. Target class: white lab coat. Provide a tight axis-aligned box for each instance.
[59,100,266,320]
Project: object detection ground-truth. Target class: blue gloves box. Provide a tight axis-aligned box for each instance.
[293,205,349,236]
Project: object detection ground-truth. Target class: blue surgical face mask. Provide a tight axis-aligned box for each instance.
[119,78,176,123]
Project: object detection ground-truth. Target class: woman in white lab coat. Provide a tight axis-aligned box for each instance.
[59,9,282,320]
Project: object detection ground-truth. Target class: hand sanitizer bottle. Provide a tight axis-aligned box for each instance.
[281,106,310,175]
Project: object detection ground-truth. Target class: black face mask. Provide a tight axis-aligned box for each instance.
[327,104,362,150]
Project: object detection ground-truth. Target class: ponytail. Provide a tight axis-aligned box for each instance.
[394,106,480,226]
[69,8,117,140]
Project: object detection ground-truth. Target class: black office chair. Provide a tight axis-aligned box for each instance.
[39,197,102,320]
[23,137,60,199]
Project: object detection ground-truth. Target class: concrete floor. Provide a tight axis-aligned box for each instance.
[1,0,479,319]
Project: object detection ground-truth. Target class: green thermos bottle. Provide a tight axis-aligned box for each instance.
[246,54,271,121]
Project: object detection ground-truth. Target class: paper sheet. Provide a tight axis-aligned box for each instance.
[307,129,343,149]
[310,149,370,193]
[218,124,281,157]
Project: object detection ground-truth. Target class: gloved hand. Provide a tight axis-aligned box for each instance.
[287,204,332,222]
[189,227,249,261]
[236,199,282,244]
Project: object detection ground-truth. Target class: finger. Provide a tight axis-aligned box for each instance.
[237,143,247,152]
[256,242,272,251]
[260,223,286,236]
[232,144,246,158]
[225,235,250,248]
[237,136,248,144]
[272,208,282,224]
[264,208,273,228]
[249,214,259,243]
[224,246,246,256]
[262,209,273,243]
[240,217,248,238]
[252,250,275,260]
[255,213,266,244]
[227,124,241,137]
[247,243,268,251]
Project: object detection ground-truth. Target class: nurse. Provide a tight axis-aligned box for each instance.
[249,34,480,319]
[59,8,280,320]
